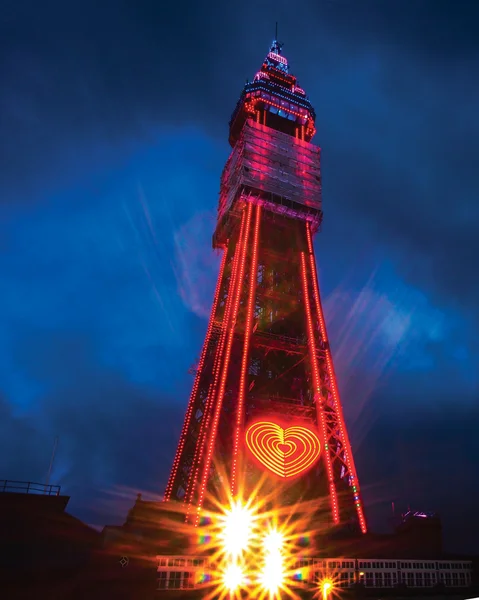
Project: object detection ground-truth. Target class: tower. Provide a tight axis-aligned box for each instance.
[164,41,367,534]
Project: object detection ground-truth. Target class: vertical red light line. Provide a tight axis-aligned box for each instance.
[306,222,367,533]
[195,201,253,523]
[231,203,261,496]
[164,247,228,501]
[300,251,339,523]
[184,209,247,516]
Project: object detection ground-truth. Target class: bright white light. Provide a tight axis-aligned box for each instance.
[259,528,285,595]
[263,529,284,554]
[260,553,284,595]
[220,501,254,557]
[223,562,244,592]
[321,579,334,599]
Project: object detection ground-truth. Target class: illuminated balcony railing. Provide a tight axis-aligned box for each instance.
[0,479,61,496]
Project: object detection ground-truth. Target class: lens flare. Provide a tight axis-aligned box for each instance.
[320,578,334,600]
[259,528,285,596]
[223,562,244,592]
[263,528,284,554]
[219,501,254,557]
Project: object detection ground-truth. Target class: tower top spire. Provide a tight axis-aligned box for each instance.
[272,22,283,55]
[228,38,317,145]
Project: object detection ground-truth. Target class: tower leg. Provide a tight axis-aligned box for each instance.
[231,203,262,497]
[184,207,249,518]
[193,202,254,523]
[304,222,367,533]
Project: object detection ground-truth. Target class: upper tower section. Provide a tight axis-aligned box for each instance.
[229,40,317,146]
[214,41,322,248]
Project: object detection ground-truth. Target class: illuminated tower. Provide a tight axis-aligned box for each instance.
[164,41,367,534]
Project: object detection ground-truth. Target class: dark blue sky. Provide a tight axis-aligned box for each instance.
[1,0,478,553]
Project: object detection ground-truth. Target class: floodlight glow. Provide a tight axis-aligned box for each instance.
[220,501,254,557]
[320,578,334,599]
[223,562,244,592]
[259,528,285,596]
[260,553,284,595]
[263,529,284,554]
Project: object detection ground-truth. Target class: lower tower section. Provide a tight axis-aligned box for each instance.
[164,197,367,534]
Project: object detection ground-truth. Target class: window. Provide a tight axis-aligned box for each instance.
[157,572,167,590]
[168,571,182,589]
[339,573,349,588]
[184,572,194,589]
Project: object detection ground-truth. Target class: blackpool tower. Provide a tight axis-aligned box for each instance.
[164,41,367,534]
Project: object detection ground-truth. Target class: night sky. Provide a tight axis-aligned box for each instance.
[1,1,479,554]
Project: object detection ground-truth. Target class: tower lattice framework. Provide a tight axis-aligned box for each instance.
[165,41,367,534]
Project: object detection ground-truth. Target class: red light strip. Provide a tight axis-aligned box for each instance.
[164,247,228,501]
[249,97,317,138]
[231,203,262,496]
[260,64,294,86]
[255,97,307,120]
[184,209,248,515]
[245,421,321,479]
[195,201,254,523]
[300,251,340,523]
[306,223,367,533]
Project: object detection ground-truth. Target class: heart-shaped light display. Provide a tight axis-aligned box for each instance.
[245,421,321,479]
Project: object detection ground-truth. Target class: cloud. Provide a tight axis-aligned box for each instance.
[359,394,479,555]
[173,210,220,319]
[1,326,184,523]
[3,0,477,203]
[1,0,478,551]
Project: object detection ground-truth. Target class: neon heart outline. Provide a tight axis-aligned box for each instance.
[245,420,321,479]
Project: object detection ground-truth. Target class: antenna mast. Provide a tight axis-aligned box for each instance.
[45,436,59,489]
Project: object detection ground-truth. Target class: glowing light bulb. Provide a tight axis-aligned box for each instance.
[223,562,244,592]
[260,528,285,596]
[263,529,284,554]
[220,501,254,557]
[321,578,334,600]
